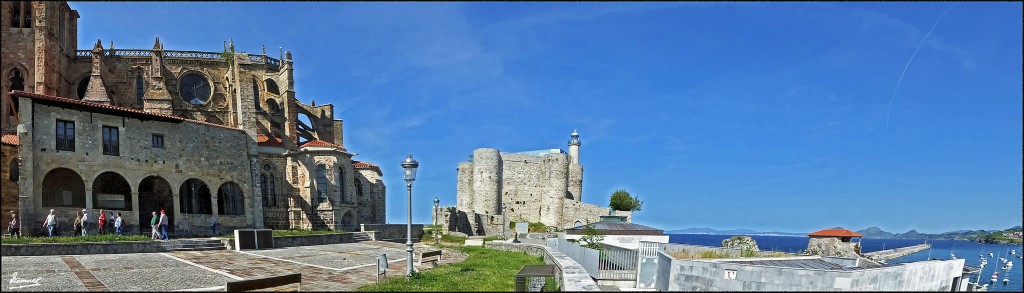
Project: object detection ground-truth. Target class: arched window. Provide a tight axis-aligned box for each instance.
[7,68,23,116]
[337,167,346,203]
[265,78,279,95]
[252,77,261,111]
[11,1,32,28]
[135,72,145,106]
[354,178,363,198]
[8,158,19,182]
[315,165,328,206]
[217,182,245,216]
[179,179,212,214]
[260,164,277,207]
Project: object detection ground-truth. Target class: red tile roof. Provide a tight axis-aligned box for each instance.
[299,139,347,152]
[353,160,382,175]
[1,133,18,146]
[256,134,284,147]
[9,90,244,132]
[808,227,863,238]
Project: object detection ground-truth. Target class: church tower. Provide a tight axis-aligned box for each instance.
[568,129,581,164]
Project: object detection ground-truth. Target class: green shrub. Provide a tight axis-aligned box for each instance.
[1,234,152,244]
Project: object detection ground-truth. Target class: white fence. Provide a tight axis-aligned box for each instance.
[547,235,640,281]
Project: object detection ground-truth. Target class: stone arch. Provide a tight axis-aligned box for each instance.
[5,65,27,117]
[179,178,212,214]
[217,181,245,216]
[264,78,279,95]
[337,165,347,203]
[92,172,132,210]
[340,210,356,231]
[75,75,90,100]
[266,98,280,114]
[205,115,223,125]
[41,168,86,208]
[139,175,174,233]
[252,77,261,111]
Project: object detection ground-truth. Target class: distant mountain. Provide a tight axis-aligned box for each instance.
[856,227,895,239]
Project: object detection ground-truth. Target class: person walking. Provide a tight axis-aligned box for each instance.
[81,209,89,236]
[108,211,115,233]
[210,215,218,236]
[8,210,20,239]
[114,212,123,235]
[97,209,107,235]
[158,210,169,240]
[73,211,83,237]
[42,209,57,237]
[150,211,160,239]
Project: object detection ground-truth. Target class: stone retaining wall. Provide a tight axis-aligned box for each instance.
[1,241,166,256]
[360,224,423,240]
[486,241,601,291]
[222,233,355,250]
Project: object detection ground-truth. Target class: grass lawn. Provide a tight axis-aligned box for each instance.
[1,234,152,244]
[357,245,545,292]
[220,229,346,239]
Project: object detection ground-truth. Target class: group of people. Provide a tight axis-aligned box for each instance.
[5,209,173,239]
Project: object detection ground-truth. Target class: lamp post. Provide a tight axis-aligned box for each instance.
[433,197,440,245]
[401,154,419,277]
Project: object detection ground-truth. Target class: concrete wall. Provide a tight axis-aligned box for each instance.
[563,234,668,250]
[655,251,965,291]
[485,241,602,292]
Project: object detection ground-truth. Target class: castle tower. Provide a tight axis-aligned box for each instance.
[471,148,501,215]
[567,129,583,201]
[568,129,581,164]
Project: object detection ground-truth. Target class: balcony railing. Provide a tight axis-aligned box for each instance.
[72,49,283,70]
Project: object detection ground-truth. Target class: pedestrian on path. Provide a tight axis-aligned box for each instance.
[81,209,89,236]
[73,211,83,237]
[150,211,160,239]
[8,210,20,239]
[98,209,107,235]
[42,209,57,237]
[159,210,169,240]
[210,215,218,236]
[114,212,123,235]
[108,211,116,234]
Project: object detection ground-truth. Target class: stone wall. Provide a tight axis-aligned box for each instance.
[2,143,18,231]
[360,224,423,241]
[1,241,166,256]
[270,233,354,248]
[805,237,860,258]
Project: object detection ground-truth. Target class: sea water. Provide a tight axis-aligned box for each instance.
[669,234,1023,292]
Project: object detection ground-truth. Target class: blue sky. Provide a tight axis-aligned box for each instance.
[70,2,1022,234]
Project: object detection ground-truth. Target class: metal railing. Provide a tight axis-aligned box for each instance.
[72,48,282,69]
[598,243,638,280]
[76,50,91,57]
[112,49,152,57]
[163,50,222,60]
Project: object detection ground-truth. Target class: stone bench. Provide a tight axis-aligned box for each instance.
[419,249,443,267]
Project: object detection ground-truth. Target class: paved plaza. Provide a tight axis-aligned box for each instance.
[1,241,466,291]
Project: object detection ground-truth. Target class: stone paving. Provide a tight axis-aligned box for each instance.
[1,241,466,291]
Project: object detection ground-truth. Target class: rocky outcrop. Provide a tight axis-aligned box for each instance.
[805,237,860,258]
[721,236,759,252]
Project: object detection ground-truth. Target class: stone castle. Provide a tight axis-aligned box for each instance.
[436,130,630,235]
[1,1,385,236]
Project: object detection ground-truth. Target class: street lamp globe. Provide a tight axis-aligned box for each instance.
[402,154,419,182]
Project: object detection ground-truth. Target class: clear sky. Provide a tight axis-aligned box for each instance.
[70,2,1022,234]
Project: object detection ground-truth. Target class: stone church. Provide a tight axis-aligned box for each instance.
[0,1,386,237]
[436,130,630,236]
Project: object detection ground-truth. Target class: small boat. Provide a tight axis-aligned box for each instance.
[1003,278,1009,285]
[951,252,957,260]
[990,252,995,258]
[991,272,999,283]
[1012,249,1016,255]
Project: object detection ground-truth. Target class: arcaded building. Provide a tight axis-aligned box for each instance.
[437,130,630,236]
[0,1,385,236]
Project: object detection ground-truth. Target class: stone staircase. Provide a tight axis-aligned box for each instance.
[160,238,228,252]
[351,232,372,242]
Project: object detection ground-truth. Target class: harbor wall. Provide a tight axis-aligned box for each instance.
[864,243,931,262]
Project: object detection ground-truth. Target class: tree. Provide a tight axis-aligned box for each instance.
[579,225,605,250]
[609,189,642,211]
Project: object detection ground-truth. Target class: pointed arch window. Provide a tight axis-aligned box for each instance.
[11,1,33,28]
[260,164,277,207]
[135,72,145,106]
[315,165,328,206]
[253,78,261,111]
[337,167,346,203]
[7,68,24,116]
[217,182,245,216]
[265,78,280,95]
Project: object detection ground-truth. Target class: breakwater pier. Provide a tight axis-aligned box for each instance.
[863,243,931,262]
